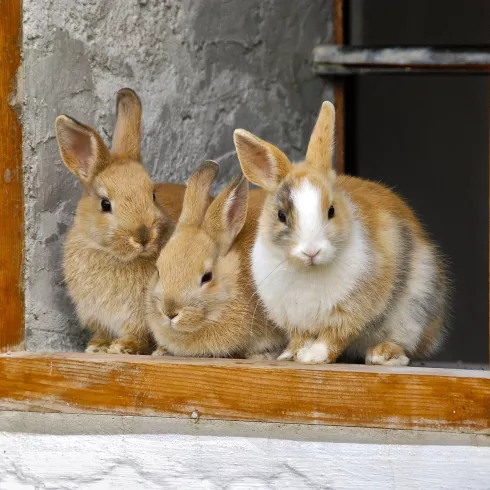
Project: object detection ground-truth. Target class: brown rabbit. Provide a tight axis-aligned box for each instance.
[146,161,286,358]
[234,101,449,365]
[56,88,186,354]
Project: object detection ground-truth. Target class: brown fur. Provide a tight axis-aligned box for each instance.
[154,183,186,221]
[234,101,449,365]
[57,88,186,354]
[146,162,286,358]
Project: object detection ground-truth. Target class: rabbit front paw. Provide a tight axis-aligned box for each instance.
[365,342,409,366]
[296,340,332,364]
[277,334,319,362]
[85,332,111,354]
[107,337,150,355]
[85,343,110,354]
[151,346,169,356]
[277,349,296,361]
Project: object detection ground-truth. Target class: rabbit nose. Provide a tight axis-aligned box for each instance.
[134,225,151,247]
[164,300,180,321]
[302,248,320,259]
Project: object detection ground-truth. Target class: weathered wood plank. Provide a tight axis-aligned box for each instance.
[333,0,345,173]
[313,46,490,74]
[0,0,24,350]
[0,353,489,433]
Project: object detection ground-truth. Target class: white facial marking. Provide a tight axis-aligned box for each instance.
[252,203,370,333]
[291,179,333,265]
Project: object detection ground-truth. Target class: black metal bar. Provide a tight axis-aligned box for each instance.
[313,46,490,75]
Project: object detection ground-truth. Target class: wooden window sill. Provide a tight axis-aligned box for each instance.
[0,352,488,434]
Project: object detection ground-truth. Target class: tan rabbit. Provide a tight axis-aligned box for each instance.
[146,161,286,358]
[233,101,449,365]
[56,88,186,354]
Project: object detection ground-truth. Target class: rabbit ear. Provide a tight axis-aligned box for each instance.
[202,173,249,255]
[233,129,291,192]
[55,115,110,184]
[178,160,219,227]
[305,101,335,173]
[111,88,142,159]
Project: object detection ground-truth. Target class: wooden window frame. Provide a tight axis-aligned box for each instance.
[1,0,489,435]
[321,0,490,363]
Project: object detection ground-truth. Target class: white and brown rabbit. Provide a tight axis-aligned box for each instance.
[146,161,286,358]
[56,88,186,354]
[233,101,449,365]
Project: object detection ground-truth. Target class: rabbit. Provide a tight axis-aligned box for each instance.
[233,101,449,366]
[56,88,186,354]
[146,160,286,359]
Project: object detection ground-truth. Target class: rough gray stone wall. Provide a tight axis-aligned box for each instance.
[23,0,334,351]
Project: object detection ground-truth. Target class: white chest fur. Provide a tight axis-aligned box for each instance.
[251,219,371,332]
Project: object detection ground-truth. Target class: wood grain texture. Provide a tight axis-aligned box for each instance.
[333,0,345,174]
[0,0,24,350]
[0,353,489,434]
[313,46,490,75]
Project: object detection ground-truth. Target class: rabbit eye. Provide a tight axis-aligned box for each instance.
[153,192,156,202]
[328,205,335,219]
[201,271,213,285]
[278,210,287,223]
[101,199,112,213]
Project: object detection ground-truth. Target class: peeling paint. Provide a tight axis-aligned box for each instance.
[3,169,12,183]
[7,64,24,120]
[0,433,489,489]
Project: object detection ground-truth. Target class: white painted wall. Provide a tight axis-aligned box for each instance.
[0,432,489,489]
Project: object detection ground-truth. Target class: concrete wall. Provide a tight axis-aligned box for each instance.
[22,0,334,351]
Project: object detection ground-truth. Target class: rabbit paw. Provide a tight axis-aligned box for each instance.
[296,340,332,364]
[85,340,111,353]
[151,346,169,356]
[277,349,296,361]
[365,342,410,366]
[85,344,109,354]
[107,339,146,355]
